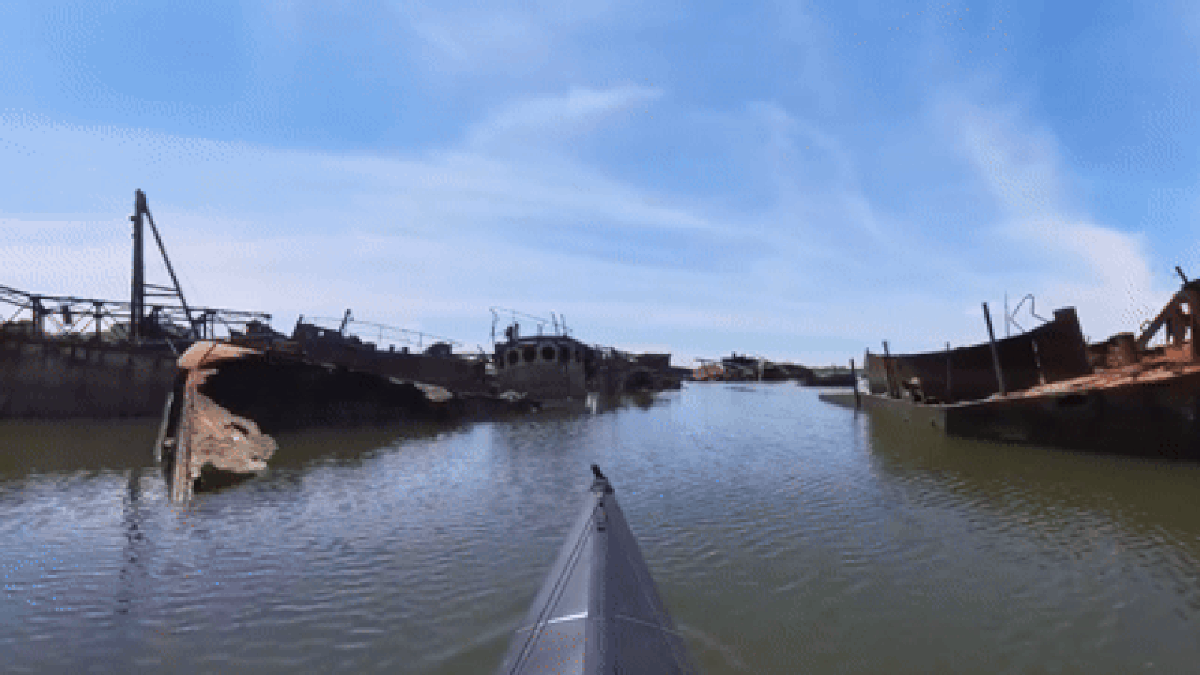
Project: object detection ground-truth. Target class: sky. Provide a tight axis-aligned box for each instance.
[3,0,1200,367]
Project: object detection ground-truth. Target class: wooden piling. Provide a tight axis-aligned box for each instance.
[850,358,860,409]
[945,342,952,403]
[882,341,896,399]
[153,391,174,464]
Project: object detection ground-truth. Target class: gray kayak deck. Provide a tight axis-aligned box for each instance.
[496,465,698,675]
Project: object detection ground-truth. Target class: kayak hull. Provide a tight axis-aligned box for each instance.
[496,466,697,675]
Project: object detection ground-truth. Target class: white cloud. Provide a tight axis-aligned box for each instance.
[464,85,662,155]
[999,217,1164,340]
[410,13,549,69]
[396,0,639,76]
[948,99,1066,218]
[938,92,1177,341]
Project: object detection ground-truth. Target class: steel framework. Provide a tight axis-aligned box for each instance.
[1,190,271,349]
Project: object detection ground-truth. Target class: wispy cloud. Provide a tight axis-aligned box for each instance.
[396,0,639,77]
[463,85,662,155]
[937,92,1176,340]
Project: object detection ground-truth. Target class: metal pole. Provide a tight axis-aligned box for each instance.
[142,200,195,334]
[31,296,44,338]
[850,358,860,409]
[1005,291,1009,338]
[130,191,146,343]
[983,302,1006,396]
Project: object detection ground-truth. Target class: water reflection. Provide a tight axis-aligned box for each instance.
[267,422,455,469]
[115,468,147,615]
[866,410,1200,541]
[0,419,159,479]
[864,409,1200,626]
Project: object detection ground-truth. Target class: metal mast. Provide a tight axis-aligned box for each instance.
[130,190,146,343]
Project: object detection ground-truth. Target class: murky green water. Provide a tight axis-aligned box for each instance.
[2,383,1199,673]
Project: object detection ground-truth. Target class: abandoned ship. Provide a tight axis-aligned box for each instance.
[489,308,683,401]
[0,190,271,419]
[822,271,1200,461]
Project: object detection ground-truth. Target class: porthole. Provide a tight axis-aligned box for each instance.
[496,354,505,370]
[522,346,537,362]
[559,346,571,363]
[574,349,582,362]
[542,346,556,361]
[507,350,519,366]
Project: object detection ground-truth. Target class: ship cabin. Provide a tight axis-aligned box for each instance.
[493,334,591,400]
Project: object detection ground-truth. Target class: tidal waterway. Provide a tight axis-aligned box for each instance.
[2,383,1200,674]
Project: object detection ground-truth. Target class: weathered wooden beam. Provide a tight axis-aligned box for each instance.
[882,341,896,398]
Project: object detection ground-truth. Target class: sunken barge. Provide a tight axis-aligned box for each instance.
[0,190,271,419]
[822,275,1200,461]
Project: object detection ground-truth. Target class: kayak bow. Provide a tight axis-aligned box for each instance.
[496,465,698,674]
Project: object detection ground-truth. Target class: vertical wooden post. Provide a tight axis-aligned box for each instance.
[850,358,860,409]
[154,391,174,464]
[983,302,1006,396]
[882,340,896,398]
[945,342,952,403]
[170,387,191,503]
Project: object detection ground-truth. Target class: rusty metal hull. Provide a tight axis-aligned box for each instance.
[865,308,1093,404]
[948,371,1200,459]
[159,341,536,499]
[821,375,1200,461]
[291,326,491,394]
[0,335,178,419]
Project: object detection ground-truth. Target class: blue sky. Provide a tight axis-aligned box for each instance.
[3,0,1199,366]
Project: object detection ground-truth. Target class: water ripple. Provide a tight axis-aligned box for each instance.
[2,386,1199,673]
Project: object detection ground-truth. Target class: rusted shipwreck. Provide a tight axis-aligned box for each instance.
[489,308,683,401]
[291,310,492,394]
[822,274,1200,461]
[157,334,534,500]
[1,190,271,419]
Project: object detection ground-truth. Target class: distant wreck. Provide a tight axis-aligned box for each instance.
[488,307,685,400]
